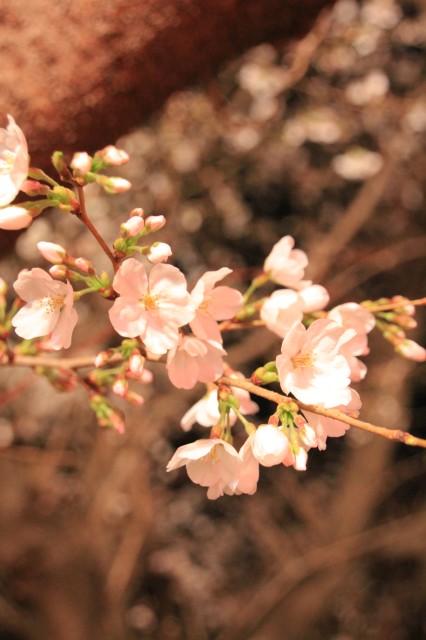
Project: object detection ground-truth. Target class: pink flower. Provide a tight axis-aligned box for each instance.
[260,290,304,338]
[166,438,241,500]
[190,267,243,342]
[108,258,194,355]
[147,242,172,264]
[37,241,66,263]
[0,205,32,230]
[167,335,226,389]
[264,236,311,289]
[180,381,259,431]
[0,115,29,206]
[303,389,361,450]
[11,268,78,350]
[252,424,289,466]
[276,319,355,407]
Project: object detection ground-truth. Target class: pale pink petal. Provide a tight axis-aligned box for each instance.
[49,305,78,350]
[112,258,148,298]
[208,286,243,319]
[108,297,146,338]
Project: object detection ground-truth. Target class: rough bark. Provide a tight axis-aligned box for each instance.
[0,0,335,165]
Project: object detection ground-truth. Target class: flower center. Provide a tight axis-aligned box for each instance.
[0,150,16,175]
[40,293,66,314]
[198,295,213,316]
[205,444,220,464]
[142,292,159,311]
[291,352,314,368]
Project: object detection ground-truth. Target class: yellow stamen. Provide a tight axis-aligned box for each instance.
[142,292,159,311]
[40,294,66,314]
[291,352,314,368]
[0,150,16,175]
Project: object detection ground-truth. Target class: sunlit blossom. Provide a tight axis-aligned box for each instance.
[264,235,311,289]
[12,268,78,350]
[167,335,226,389]
[276,319,355,407]
[108,258,195,355]
[166,438,241,500]
[190,267,243,342]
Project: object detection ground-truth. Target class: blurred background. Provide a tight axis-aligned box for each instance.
[0,0,425,638]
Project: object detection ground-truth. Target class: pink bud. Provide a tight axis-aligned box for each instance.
[397,339,426,362]
[71,152,93,175]
[96,145,129,166]
[95,350,113,367]
[126,391,145,407]
[20,180,50,196]
[74,257,95,274]
[147,242,172,264]
[130,207,144,217]
[129,352,145,377]
[97,176,132,194]
[49,264,67,279]
[0,206,32,230]
[112,378,128,397]
[37,241,66,263]
[145,215,166,231]
[121,216,145,237]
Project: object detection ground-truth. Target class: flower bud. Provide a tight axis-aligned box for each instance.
[74,257,95,274]
[147,242,172,264]
[95,350,114,367]
[96,175,132,194]
[0,206,32,230]
[396,339,426,362]
[95,145,129,167]
[130,207,144,217]
[20,180,50,197]
[252,425,289,467]
[145,215,166,231]
[49,264,67,279]
[112,377,128,397]
[121,216,145,237]
[37,241,66,263]
[71,152,93,175]
[128,352,145,377]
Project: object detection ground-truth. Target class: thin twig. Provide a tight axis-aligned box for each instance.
[217,376,426,449]
[75,184,118,272]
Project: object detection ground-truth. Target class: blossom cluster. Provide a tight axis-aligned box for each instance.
[1,115,425,499]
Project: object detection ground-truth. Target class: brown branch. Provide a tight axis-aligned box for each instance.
[217,376,426,449]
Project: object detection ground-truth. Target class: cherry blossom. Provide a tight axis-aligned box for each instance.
[298,284,330,313]
[190,267,243,342]
[0,205,32,230]
[276,319,355,407]
[108,258,194,355]
[252,424,289,466]
[166,335,226,389]
[166,438,241,499]
[12,268,78,350]
[263,235,311,289]
[0,115,29,207]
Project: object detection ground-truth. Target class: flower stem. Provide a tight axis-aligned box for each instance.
[75,184,118,273]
